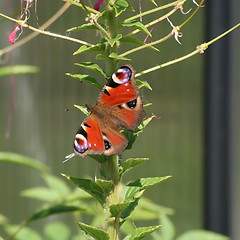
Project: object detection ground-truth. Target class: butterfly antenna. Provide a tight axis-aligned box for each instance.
[63,153,75,163]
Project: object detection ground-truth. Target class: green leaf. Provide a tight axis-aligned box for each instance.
[176,230,229,240]
[111,0,129,17]
[119,158,149,176]
[156,215,175,240]
[21,187,60,202]
[123,225,161,240]
[109,52,131,61]
[66,73,103,89]
[122,176,171,201]
[96,53,107,60]
[119,36,159,52]
[28,205,82,222]
[109,202,132,218]
[0,152,48,172]
[119,36,145,45]
[0,65,39,78]
[44,222,70,240]
[106,34,122,47]
[75,62,108,79]
[134,197,174,221]
[77,222,110,240]
[73,44,105,55]
[121,20,151,36]
[62,174,114,205]
[119,198,140,225]
[136,79,152,90]
[74,104,90,115]
[42,174,71,197]
[67,23,98,32]
[124,117,154,150]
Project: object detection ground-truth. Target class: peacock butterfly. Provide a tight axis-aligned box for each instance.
[72,64,145,158]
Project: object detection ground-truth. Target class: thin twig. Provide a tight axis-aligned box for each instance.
[135,22,240,77]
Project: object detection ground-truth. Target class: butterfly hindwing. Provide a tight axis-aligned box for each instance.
[73,115,128,157]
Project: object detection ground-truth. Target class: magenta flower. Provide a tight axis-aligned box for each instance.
[94,0,104,11]
[8,26,21,44]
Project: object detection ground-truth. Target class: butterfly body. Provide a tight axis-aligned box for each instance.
[73,65,145,158]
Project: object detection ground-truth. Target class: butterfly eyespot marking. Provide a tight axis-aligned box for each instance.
[74,133,88,154]
[104,140,111,150]
[112,66,132,85]
[127,99,137,109]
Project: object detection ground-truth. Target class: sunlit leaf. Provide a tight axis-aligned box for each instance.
[67,23,98,31]
[77,222,110,240]
[111,0,129,17]
[73,44,105,55]
[176,230,229,240]
[119,158,149,176]
[66,73,103,89]
[121,20,151,36]
[62,174,114,205]
[120,36,159,52]
[109,52,131,61]
[96,53,107,60]
[122,176,171,201]
[134,197,174,220]
[0,152,48,172]
[124,117,154,150]
[136,79,152,90]
[119,198,140,225]
[123,225,161,240]
[75,62,108,79]
[74,105,90,115]
[106,34,122,47]
[0,65,39,78]
[109,202,132,218]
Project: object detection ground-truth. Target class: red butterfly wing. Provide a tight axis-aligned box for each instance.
[73,115,128,157]
[73,117,105,157]
[98,65,145,130]
[73,65,144,158]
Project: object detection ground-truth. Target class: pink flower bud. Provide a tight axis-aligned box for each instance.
[94,0,104,11]
[8,26,20,44]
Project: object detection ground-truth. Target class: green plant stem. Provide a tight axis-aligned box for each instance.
[135,22,240,77]
[0,11,93,51]
[0,3,71,58]
[121,31,173,57]
[105,2,118,75]
[128,4,180,36]
[63,0,100,15]
[124,0,186,23]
